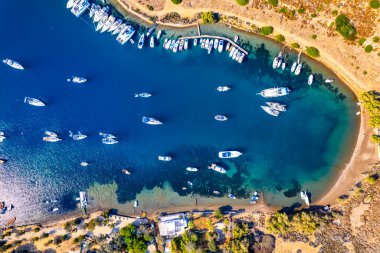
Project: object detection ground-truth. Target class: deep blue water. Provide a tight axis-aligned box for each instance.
[0,0,359,223]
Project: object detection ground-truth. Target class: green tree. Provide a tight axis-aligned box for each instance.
[371,135,380,143]
[373,36,379,43]
[311,34,317,40]
[306,46,320,57]
[335,14,356,40]
[266,212,291,234]
[358,38,366,46]
[267,0,278,7]
[298,8,305,14]
[275,34,285,42]
[291,42,300,48]
[365,45,373,53]
[201,12,217,24]
[370,116,380,128]
[236,0,249,6]
[171,0,182,5]
[370,0,380,9]
[260,26,274,35]
[213,208,223,219]
[188,220,195,229]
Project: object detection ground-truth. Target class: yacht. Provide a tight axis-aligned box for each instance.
[67,76,86,83]
[158,156,172,161]
[193,38,198,47]
[205,39,210,50]
[43,136,62,142]
[208,40,213,54]
[294,63,302,76]
[258,87,290,98]
[226,42,231,50]
[208,163,226,174]
[102,137,118,144]
[109,19,122,33]
[2,59,24,70]
[122,169,131,175]
[186,167,198,172]
[93,6,109,23]
[44,131,58,137]
[228,193,237,199]
[300,191,310,206]
[116,26,135,45]
[325,78,334,83]
[266,102,286,111]
[163,38,168,48]
[173,41,179,53]
[218,40,224,52]
[96,14,109,31]
[112,23,125,35]
[101,15,115,33]
[70,0,90,17]
[156,30,162,40]
[234,35,239,42]
[272,57,279,69]
[179,40,184,51]
[66,0,78,9]
[308,74,314,85]
[214,39,218,49]
[281,62,286,70]
[214,115,228,121]
[69,131,87,140]
[217,86,231,92]
[134,93,152,98]
[142,116,162,125]
[24,97,45,107]
[290,62,297,72]
[218,151,242,159]
[150,36,155,48]
[261,106,280,117]
[146,24,157,37]
[99,132,117,139]
[89,3,100,19]
[213,190,220,195]
[238,53,245,63]
[137,34,145,49]
[184,39,189,50]
[229,47,236,57]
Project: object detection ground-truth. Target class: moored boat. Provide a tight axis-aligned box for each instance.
[109,19,122,33]
[300,191,310,206]
[266,102,286,112]
[308,74,314,85]
[294,63,302,76]
[234,35,239,42]
[96,14,108,31]
[150,36,155,48]
[67,76,87,83]
[69,131,87,140]
[290,62,297,72]
[214,115,228,121]
[101,15,115,33]
[258,87,290,98]
[24,97,45,107]
[156,30,162,39]
[213,190,220,195]
[186,167,198,172]
[44,131,58,137]
[193,38,198,46]
[261,106,280,117]
[218,40,224,52]
[325,78,334,83]
[137,34,145,49]
[70,0,90,17]
[142,116,162,125]
[184,39,189,50]
[66,0,78,9]
[228,193,237,199]
[158,156,172,161]
[134,93,152,98]
[102,137,118,144]
[43,136,62,142]
[2,58,24,70]
[214,39,218,49]
[217,86,231,92]
[208,163,226,174]
[122,169,131,175]
[93,6,109,23]
[272,57,279,69]
[218,151,242,158]
[281,62,286,70]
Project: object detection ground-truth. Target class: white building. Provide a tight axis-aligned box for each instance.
[158,213,188,238]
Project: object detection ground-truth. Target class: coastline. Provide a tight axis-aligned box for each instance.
[109,0,376,207]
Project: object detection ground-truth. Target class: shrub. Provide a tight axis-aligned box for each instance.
[311,34,317,40]
[260,26,274,35]
[267,212,324,235]
[311,13,317,18]
[275,34,285,42]
[201,12,217,24]
[267,0,278,7]
[33,227,41,233]
[291,42,300,48]
[279,7,287,14]
[86,219,98,231]
[188,220,195,229]
[373,36,379,43]
[236,0,249,6]
[365,45,373,53]
[298,8,305,14]
[306,46,320,57]
[41,232,49,239]
[365,174,378,184]
[371,135,380,143]
[63,234,70,241]
[147,5,154,11]
[73,235,85,244]
[45,239,53,246]
[213,208,224,219]
[335,14,356,40]
[370,0,380,9]
[358,38,366,46]
[32,237,39,242]
[54,235,63,245]
[370,116,380,128]
[332,10,338,16]
[171,0,182,4]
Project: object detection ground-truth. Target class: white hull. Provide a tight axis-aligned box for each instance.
[218,151,242,158]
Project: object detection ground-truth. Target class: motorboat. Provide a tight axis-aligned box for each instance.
[93,6,109,23]
[134,200,138,208]
[218,151,242,158]
[146,23,157,37]
[99,132,117,139]
[101,15,115,33]
[186,167,198,172]
[228,193,237,199]
[182,39,188,50]
[272,57,279,69]
[179,39,184,51]
[258,87,290,98]
[134,93,152,98]
[208,163,226,174]
[24,97,45,107]
[109,19,122,33]
[156,30,162,39]
[52,208,59,212]
[281,62,286,70]
[122,169,131,175]
[325,78,334,83]
[266,102,286,111]
[142,116,162,125]
[234,35,239,42]
[208,40,213,54]
[187,181,193,186]
[96,14,108,32]
[102,137,118,144]
[205,39,210,50]
[173,41,179,53]
[226,42,230,50]
[158,156,172,161]
[214,39,218,49]
[138,34,145,49]
[67,76,87,83]
[66,0,78,9]
[217,86,231,92]
[163,38,168,48]
[276,56,282,68]
[193,38,198,46]
[294,63,302,76]
[70,0,90,17]
[229,47,236,57]
[2,59,24,70]
[300,191,310,206]
[43,136,62,142]
[238,53,245,63]
[213,190,220,195]
[0,159,6,165]
[214,115,228,121]
[308,74,314,85]
[290,62,297,72]
[44,131,58,137]
[150,36,155,48]
[218,40,224,52]
[261,106,280,116]
[80,162,89,167]
[0,132,5,142]
[69,131,87,140]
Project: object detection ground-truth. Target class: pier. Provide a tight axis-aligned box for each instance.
[180,35,248,55]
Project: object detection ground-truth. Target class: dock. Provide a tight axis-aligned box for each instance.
[181,35,248,55]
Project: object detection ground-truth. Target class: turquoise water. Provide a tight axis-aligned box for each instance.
[0,0,359,224]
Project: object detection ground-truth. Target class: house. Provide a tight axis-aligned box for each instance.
[158,213,188,238]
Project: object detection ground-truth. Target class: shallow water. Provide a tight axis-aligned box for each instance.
[0,0,359,224]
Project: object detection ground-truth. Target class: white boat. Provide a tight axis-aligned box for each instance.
[186,167,198,172]
[187,181,193,186]
[214,39,218,49]
[208,163,226,174]
[52,208,59,212]
[0,132,5,143]
[142,116,162,125]
[99,132,117,139]
[218,151,242,159]
[112,23,125,35]
[173,41,179,53]
[218,40,224,52]
[156,30,162,40]
[325,78,334,83]
[138,34,145,49]
[238,53,245,63]
[102,137,118,144]
[258,87,290,98]
[281,62,286,70]
[228,193,237,199]
[66,0,78,9]
[217,86,231,92]
[24,97,45,107]
[89,4,100,19]
[234,51,240,61]
[109,19,122,33]
[226,42,230,50]
[229,47,236,57]
[294,63,302,76]
[300,191,310,206]
[96,14,108,31]
[158,156,172,161]
[67,76,86,83]
[276,57,282,68]
[44,131,58,137]
[250,193,259,204]
[214,115,228,121]
[308,74,314,85]
[234,35,239,42]
[205,39,210,50]
[69,131,87,140]
[43,136,62,142]
[290,62,297,73]
[163,38,168,48]
[80,162,89,167]
[208,40,213,54]
[70,0,90,17]
[150,36,155,48]
[179,40,184,51]
[193,38,198,47]
[122,169,131,175]
[146,24,157,37]
[134,93,152,98]
[184,39,189,50]
[261,106,280,117]
[2,59,24,70]
[266,102,286,112]
[134,200,138,208]
[116,26,135,45]
[165,39,171,50]
[93,6,109,23]
[101,15,115,33]
[213,190,220,195]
